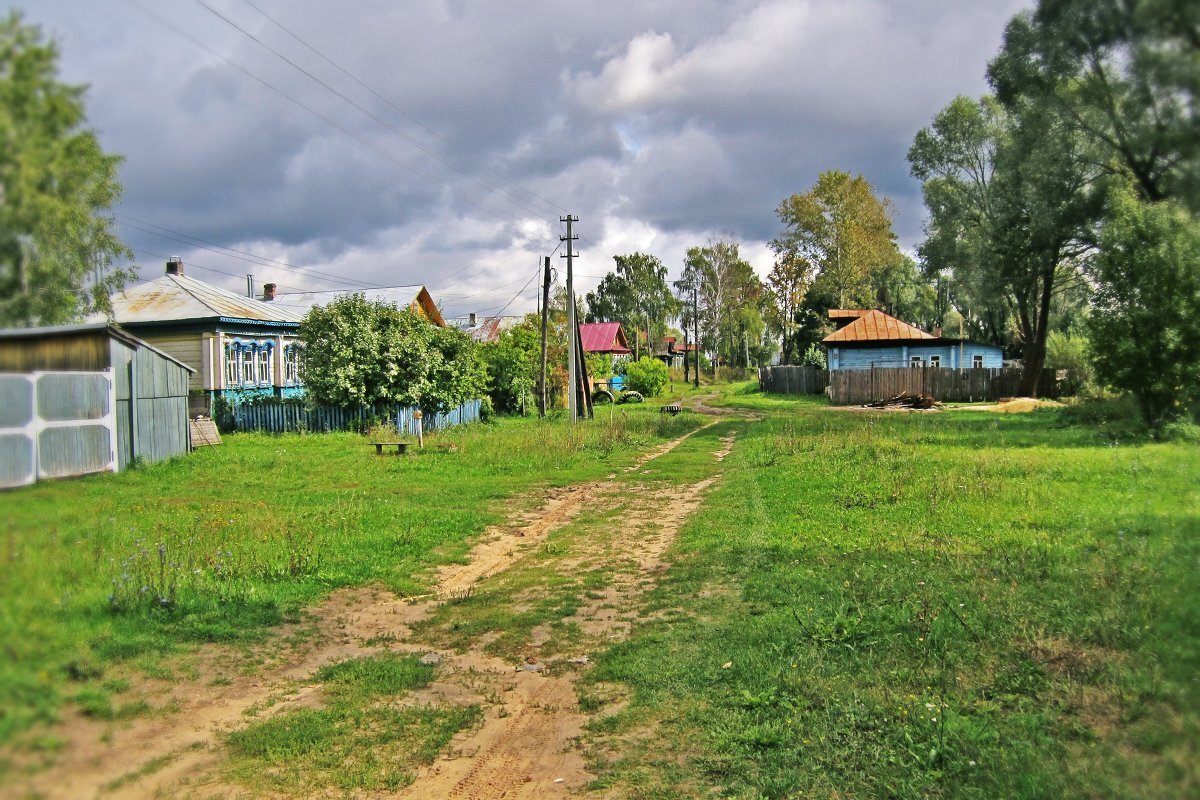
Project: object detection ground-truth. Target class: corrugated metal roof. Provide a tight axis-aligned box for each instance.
[823,310,934,343]
[461,316,525,343]
[828,309,871,320]
[107,274,304,325]
[579,322,631,353]
[269,285,445,326]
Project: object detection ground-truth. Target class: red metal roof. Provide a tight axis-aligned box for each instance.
[822,310,934,343]
[579,322,631,353]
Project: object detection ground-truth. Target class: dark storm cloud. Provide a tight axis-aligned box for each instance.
[33,0,1031,303]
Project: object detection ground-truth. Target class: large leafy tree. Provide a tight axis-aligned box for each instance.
[299,294,484,414]
[1087,187,1199,427]
[909,95,1100,392]
[0,12,133,327]
[764,251,812,365]
[478,319,541,414]
[988,0,1199,210]
[678,238,766,370]
[773,171,901,310]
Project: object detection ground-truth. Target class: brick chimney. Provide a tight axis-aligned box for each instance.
[165,257,184,276]
[262,283,277,301]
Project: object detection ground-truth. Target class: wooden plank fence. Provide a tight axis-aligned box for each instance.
[229,399,482,434]
[757,366,829,395]
[826,367,1060,405]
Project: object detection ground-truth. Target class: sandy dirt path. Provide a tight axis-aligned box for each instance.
[10,418,733,800]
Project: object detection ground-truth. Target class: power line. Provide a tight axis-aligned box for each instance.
[123,0,551,236]
[118,214,389,290]
[190,0,557,221]
[130,247,307,293]
[238,0,565,216]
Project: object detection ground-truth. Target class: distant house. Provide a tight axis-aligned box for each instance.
[822,309,1003,370]
[267,284,445,327]
[103,259,304,412]
[578,322,632,357]
[653,336,691,368]
[449,313,527,344]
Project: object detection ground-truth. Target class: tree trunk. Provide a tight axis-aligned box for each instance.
[1017,266,1055,396]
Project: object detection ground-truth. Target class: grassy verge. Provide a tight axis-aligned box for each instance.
[584,391,1198,798]
[0,410,700,746]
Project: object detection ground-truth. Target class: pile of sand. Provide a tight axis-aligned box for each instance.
[977,397,1063,413]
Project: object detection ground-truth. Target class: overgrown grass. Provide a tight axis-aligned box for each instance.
[0,410,701,745]
[584,392,1198,799]
[225,652,479,794]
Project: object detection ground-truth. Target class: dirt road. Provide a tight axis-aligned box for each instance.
[12,415,739,799]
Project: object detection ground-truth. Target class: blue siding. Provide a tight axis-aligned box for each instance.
[828,342,1002,370]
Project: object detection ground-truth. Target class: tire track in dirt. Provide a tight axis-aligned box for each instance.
[392,430,739,800]
[8,420,724,800]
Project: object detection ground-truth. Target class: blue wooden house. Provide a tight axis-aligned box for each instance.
[823,310,1003,370]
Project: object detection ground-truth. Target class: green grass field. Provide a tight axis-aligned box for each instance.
[583,390,1198,798]
[0,409,701,746]
[1,384,1196,799]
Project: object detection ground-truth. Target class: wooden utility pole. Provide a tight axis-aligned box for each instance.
[561,215,579,422]
[692,282,700,389]
[538,256,551,417]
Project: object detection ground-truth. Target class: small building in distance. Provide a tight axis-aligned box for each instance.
[0,322,194,487]
[103,259,305,414]
[449,313,527,343]
[579,322,632,357]
[822,309,1003,370]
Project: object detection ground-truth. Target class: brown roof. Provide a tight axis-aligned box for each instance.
[822,310,934,343]
[828,309,870,320]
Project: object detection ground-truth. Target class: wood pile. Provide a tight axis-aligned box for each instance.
[863,393,941,410]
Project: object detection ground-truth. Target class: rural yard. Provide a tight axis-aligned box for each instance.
[0,385,1196,799]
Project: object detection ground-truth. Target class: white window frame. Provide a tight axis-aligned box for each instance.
[972,354,984,369]
[929,355,941,368]
[256,347,272,385]
[285,345,301,385]
[910,355,923,368]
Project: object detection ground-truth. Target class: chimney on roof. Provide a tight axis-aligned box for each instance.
[262,283,277,301]
[933,326,943,338]
[469,312,477,326]
[165,257,183,276]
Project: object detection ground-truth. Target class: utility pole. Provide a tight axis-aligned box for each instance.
[538,256,551,417]
[692,282,700,389]
[561,215,579,422]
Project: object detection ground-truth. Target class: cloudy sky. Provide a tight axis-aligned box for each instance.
[33,0,1030,318]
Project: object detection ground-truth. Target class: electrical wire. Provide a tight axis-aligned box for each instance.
[130,247,308,293]
[123,0,552,236]
[238,0,565,216]
[190,0,556,220]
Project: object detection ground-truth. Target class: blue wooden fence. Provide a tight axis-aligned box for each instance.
[230,399,482,434]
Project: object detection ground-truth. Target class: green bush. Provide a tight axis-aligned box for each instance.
[624,357,668,397]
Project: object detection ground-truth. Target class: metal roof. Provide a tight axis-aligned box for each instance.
[0,322,195,372]
[107,274,305,325]
[457,315,526,343]
[579,322,631,354]
[822,310,934,343]
[269,285,445,326]
[828,309,871,320]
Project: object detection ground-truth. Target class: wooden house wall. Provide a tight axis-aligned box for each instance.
[137,333,205,390]
[0,331,112,372]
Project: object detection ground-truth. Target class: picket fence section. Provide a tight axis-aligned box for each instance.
[230,399,482,434]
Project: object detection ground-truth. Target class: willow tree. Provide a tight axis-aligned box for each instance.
[0,13,133,326]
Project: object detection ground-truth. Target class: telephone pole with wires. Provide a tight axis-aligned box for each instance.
[561,215,579,422]
[538,255,551,417]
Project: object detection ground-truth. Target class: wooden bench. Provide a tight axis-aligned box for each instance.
[660,403,683,416]
[370,442,408,455]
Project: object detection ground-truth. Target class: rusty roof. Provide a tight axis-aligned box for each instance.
[579,322,631,354]
[270,285,446,327]
[828,309,871,320]
[822,310,934,343]
[107,274,305,325]
[462,315,526,343]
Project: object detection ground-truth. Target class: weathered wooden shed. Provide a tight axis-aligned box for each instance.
[0,323,194,488]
